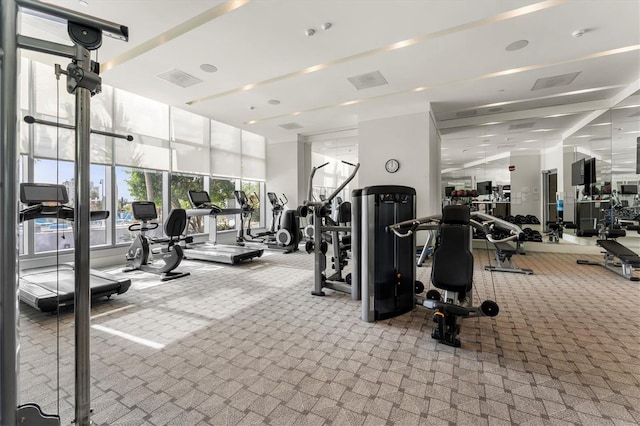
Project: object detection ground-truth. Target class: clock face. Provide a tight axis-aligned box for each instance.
[385,158,400,173]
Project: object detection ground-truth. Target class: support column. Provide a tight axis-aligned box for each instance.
[358,110,441,218]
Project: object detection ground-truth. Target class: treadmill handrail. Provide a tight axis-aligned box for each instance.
[20,204,109,223]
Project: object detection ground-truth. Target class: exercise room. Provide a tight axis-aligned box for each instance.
[1,0,639,425]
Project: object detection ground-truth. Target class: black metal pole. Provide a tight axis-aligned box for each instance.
[73,44,93,426]
[0,0,20,424]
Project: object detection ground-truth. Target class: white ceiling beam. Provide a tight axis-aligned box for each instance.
[437,99,611,130]
[562,79,640,140]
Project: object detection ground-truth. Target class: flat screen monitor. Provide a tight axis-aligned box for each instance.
[584,158,596,185]
[621,184,638,194]
[444,186,455,196]
[20,183,68,204]
[188,190,211,207]
[476,181,492,195]
[131,201,158,221]
[571,158,585,186]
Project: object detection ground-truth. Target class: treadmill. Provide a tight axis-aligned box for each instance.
[184,190,263,265]
[19,183,131,312]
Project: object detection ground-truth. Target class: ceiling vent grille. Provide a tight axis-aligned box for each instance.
[156,68,203,88]
[508,122,535,130]
[531,72,580,91]
[278,122,304,130]
[347,70,388,90]
[455,110,477,118]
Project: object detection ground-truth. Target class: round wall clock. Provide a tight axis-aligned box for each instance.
[385,158,400,173]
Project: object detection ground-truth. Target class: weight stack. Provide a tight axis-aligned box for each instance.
[361,185,416,322]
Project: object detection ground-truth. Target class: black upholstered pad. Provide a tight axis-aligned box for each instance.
[442,204,470,224]
[597,240,640,265]
[165,209,187,237]
[432,206,473,294]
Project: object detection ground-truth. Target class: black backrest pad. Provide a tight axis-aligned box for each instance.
[338,201,351,223]
[431,205,473,293]
[165,209,187,237]
[442,204,470,224]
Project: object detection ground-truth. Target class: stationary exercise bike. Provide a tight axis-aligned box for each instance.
[123,201,190,281]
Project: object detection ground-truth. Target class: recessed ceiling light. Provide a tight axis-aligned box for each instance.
[200,64,218,73]
[321,23,332,31]
[505,40,529,51]
[268,99,281,105]
[305,29,316,37]
[544,113,574,118]
[78,0,89,6]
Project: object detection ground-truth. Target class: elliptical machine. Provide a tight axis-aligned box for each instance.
[269,193,301,252]
[123,201,190,281]
[234,190,300,252]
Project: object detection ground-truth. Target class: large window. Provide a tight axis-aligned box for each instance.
[242,180,263,229]
[29,159,109,251]
[241,130,266,180]
[32,159,74,253]
[210,177,237,231]
[211,121,241,178]
[171,173,205,234]
[115,166,164,242]
[114,89,169,139]
[90,164,108,247]
[18,57,269,261]
[171,107,207,145]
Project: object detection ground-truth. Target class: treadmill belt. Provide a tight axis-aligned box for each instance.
[19,264,131,312]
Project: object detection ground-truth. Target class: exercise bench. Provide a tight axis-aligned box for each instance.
[577,228,640,281]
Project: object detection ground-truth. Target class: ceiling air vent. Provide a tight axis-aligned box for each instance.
[347,70,388,90]
[156,68,203,88]
[278,122,303,130]
[531,72,580,91]
[508,122,535,131]
[455,110,477,118]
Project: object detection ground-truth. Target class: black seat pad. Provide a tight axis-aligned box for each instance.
[597,240,640,265]
[494,241,516,255]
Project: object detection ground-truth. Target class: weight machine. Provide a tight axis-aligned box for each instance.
[298,161,360,298]
[1,1,129,424]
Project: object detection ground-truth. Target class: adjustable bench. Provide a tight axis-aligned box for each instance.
[484,241,533,275]
[576,229,640,281]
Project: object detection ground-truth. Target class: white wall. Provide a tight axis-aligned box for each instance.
[266,140,300,208]
[509,153,542,218]
[358,111,440,218]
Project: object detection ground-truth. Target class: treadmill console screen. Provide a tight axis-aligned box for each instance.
[20,183,68,204]
[189,190,211,207]
[131,202,158,221]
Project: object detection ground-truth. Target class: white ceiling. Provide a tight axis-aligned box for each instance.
[22,0,640,172]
